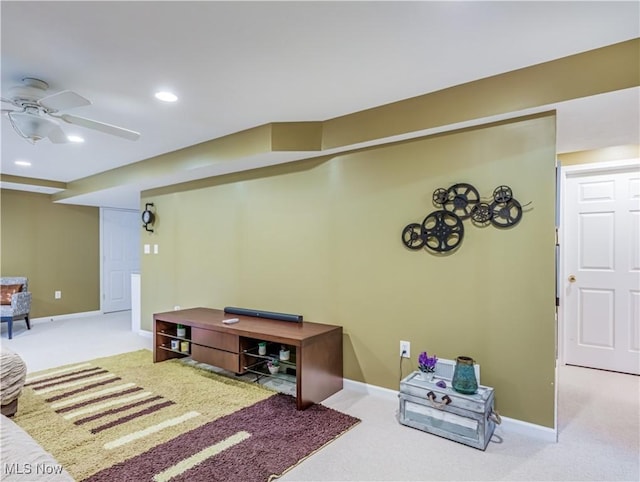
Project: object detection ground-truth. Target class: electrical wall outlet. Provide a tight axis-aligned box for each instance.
[54,290,62,299]
[400,340,410,358]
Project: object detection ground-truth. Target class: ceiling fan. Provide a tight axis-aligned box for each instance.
[1,77,140,144]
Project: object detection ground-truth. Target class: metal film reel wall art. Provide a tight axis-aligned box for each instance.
[401,183,529,254]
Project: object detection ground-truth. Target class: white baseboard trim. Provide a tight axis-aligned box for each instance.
[343,378,557,442]
[343,378,400,402]
[496,415,557,443]
[137,329,153,338]
[30,311,102,324]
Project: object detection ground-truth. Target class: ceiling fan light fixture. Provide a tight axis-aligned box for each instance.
[154,91,178,102]
[8,110,58,143]
[4,77,140,143]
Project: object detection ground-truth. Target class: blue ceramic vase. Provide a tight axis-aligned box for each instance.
[452,356,478,394]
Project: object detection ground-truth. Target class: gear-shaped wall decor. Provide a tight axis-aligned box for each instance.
[401,183,528,253]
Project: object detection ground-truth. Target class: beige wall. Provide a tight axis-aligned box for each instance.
[558,144,639,166]
[142,113,557,427]
[0,189,100,317]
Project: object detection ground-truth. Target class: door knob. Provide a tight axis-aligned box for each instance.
[568,275,576,283]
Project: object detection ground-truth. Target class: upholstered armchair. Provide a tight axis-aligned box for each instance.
[0,277,32,339]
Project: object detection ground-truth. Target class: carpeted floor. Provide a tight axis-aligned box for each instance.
[14,349,359,481]
[7,312,639,481]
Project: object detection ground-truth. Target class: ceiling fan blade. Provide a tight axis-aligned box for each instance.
[47,124,69,144]
[1,97,19,107]
[39,91,91,112]
[59,114,140,141]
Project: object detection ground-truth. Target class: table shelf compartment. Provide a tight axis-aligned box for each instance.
[243,348,296,367]
[244,363,297,383]
[158,344,191,356]
[157,331,192,342]
[156,321,191,340]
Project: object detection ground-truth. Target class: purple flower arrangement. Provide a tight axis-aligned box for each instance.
[418,351,438,373]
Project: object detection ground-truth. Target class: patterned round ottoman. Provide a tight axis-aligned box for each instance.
[0,346,27,417]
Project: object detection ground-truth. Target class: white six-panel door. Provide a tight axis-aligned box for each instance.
[563,163,640,374]
[102,208,141,313]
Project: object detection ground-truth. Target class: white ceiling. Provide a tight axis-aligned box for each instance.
[1,1,639,209]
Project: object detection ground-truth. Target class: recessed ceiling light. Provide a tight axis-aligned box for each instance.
[67,135,85,143]
[15,160,31,167]
[155,91,178,102]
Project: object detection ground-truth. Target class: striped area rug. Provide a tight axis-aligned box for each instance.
[14,350,359,481]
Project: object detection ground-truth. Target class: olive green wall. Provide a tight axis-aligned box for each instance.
[141,113,557,427]
[0,189,100,317]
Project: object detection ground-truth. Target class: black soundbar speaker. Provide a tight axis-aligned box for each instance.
[223,306,303,323]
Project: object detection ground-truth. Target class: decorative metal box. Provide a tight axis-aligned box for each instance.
[399,371,498,450]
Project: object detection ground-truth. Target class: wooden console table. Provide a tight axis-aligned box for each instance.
[153,307,343,410]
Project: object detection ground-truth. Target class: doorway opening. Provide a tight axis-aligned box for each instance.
[557,158,640,438]
[101,208,141,313]
[558,158,639,374]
